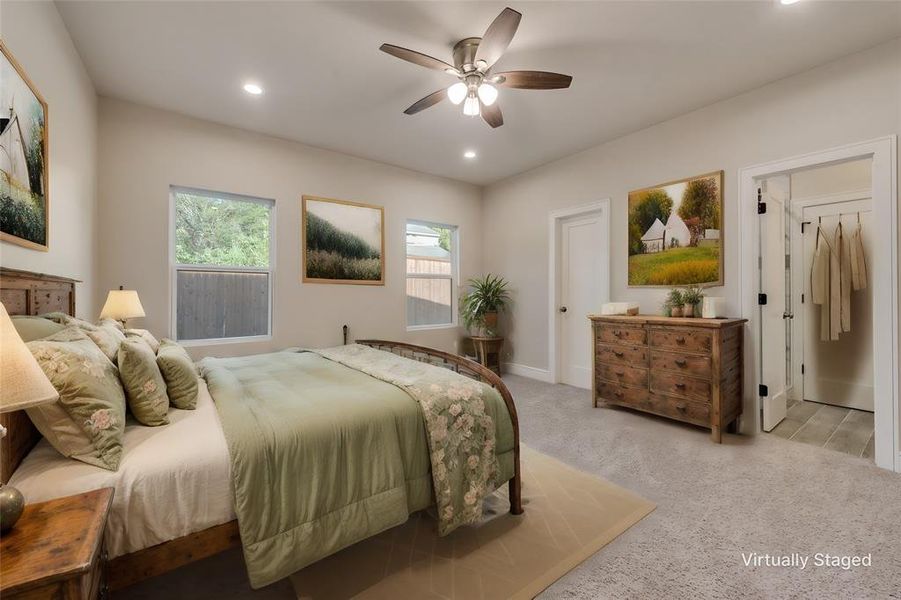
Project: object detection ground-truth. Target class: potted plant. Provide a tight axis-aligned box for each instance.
[681,286,704,318]
[460,274,511,336]
[666,289,685,317]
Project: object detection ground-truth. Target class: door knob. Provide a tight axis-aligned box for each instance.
[559,306,567,313]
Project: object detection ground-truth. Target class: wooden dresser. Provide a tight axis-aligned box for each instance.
[589,315,746,443]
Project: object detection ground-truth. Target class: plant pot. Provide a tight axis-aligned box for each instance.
[482,311,498,335]
[681,303,696,318]
[670,306,684,318]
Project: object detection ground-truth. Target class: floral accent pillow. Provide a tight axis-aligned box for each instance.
[156,339,198,410]
[41,313,126,363]
[118,338,169,426]
[125,328,160,353]
[25,327,126,471]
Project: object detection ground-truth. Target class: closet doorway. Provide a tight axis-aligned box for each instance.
[758,159,876,459]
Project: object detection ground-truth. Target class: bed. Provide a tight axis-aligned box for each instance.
[0,267,522,591]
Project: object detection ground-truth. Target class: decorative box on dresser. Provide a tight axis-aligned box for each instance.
[589,315,746,443]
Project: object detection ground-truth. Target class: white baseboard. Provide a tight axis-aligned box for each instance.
[503,362,554,383]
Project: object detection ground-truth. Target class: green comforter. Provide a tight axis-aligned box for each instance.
[200,349,515,589]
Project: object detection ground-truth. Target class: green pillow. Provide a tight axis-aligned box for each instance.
[118,338,169,426]
[46,316,126,364]
[156,339,198,410]
[11,316,66,342]
[97,317,125,333]
[125,328,160,353]
[26,327,126,471]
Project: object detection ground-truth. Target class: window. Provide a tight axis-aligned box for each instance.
[406,221,458,329]
[171,187,274,343]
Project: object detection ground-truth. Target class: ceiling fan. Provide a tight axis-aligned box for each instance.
[379,7,572,128]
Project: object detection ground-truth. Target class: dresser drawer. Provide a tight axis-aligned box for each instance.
[650,350,712,379]
[596,343,648,367]
[650,371,711,402]
[650,327,713,354]
[595,324,647,346]
[641,393,710,427]
[596,380,648,406]
[596,362,648,388]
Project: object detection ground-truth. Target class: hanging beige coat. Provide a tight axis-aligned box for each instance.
[810,228,832,341]
[838,222,851,333]
[850,221,868,291]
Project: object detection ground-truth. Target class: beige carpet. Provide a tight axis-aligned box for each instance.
[290,446,655,600]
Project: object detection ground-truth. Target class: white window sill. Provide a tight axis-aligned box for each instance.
[406,323,458,332]
[178,335,272,347]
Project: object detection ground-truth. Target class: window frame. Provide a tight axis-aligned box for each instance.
[169,186,276,346]
[405,219,459,332]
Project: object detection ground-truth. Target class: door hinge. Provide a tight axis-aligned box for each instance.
[757,188,767,214]
[759,384,769,397]
[758,293,767,305]
[801,363,805,375]
[801,221,811,234]
[801,293,805,304]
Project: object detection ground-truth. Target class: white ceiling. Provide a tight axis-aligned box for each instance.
[57,1,901,185]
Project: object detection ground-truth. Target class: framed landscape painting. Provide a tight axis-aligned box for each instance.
[0,41,49,251]
[302,195,385,285]
[628,170,723,287]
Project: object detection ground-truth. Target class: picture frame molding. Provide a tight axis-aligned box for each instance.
[301,194,386,286]
[0,40,50,252]
[626,169,724,289]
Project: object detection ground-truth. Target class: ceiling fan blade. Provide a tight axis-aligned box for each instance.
[492,71,573,90]
[380,44,457,74]
[481,101,503,128]
[403,89,447,115]
[474,7,522,69]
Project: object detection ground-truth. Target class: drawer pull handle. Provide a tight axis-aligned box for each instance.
[674,359,687,367]
[613,350,624,358]
[615,370,625,377]
[675,336,686,344]
[675,382,686,389]
[613,390,624,398]
[613,330,623,338]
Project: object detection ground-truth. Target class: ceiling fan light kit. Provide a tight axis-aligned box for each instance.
[380,7,573,128]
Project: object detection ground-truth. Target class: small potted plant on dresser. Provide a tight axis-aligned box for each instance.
[681,286,704,318]
[460,274,511,335]
[664,288,685,317]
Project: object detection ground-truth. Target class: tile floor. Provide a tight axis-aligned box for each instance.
[770,398,875,459]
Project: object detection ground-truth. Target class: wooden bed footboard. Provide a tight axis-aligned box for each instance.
[356,339,523,516]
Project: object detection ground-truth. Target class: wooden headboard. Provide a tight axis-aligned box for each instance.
[0,267,80,483]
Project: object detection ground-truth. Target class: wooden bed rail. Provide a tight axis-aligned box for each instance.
[356,339,523,515]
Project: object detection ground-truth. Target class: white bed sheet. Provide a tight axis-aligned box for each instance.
[9,379,235,558]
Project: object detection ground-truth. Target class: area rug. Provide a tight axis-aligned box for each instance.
[290,446,655,599]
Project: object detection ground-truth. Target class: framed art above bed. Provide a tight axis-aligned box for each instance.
[0,41,50,252]
[302,195,385,285]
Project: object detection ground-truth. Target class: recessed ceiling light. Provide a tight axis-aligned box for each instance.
[463,150,477,159]
[243,83,263,95]
[780,0,800,4]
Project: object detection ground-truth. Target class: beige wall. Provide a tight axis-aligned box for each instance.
[97,99,482,358]
[483,39,901,374]
[0,1,98,316]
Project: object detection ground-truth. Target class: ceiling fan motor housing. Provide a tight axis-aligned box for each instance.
[453,37,483,72]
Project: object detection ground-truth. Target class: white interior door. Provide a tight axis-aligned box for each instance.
[559,211,605,388]
[799,198,874,411]
[759,176,792,431]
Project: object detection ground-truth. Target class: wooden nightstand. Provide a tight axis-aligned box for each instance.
[0,488,113,599]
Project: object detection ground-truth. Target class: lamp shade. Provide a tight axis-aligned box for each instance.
[0,303,59,413]
[100,289,145,321]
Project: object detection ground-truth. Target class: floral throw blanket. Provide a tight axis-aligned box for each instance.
[308,344,500,535]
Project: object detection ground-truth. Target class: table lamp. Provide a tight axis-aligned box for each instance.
[0,302,60,533]
[100,286,146,328]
